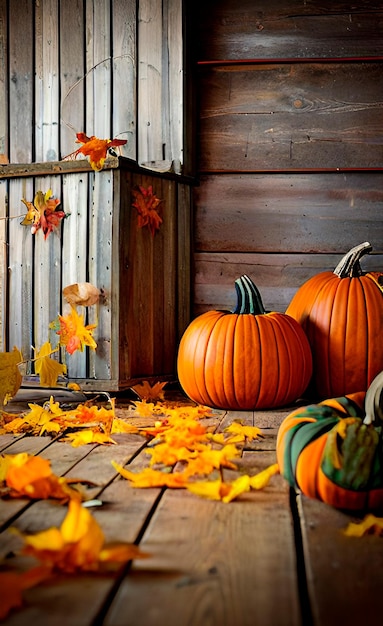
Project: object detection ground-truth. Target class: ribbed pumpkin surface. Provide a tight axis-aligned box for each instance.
[286,243,383,398]
[177,307,312,410]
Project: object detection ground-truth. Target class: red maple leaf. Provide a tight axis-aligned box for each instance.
[132,185,163,237]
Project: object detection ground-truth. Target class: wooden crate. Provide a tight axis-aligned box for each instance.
[0,158,192,390]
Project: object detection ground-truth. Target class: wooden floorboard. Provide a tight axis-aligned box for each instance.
[1,394,382,625]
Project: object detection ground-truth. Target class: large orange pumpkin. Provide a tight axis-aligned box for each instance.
[177,275,312,410]
[276,371,383,512]
[286,242,383,398]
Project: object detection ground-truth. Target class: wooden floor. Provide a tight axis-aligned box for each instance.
[1,389,382,626]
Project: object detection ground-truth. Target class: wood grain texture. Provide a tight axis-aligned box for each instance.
[198,63,383,171]
[112,0,136,159]
[60,0,86,157]
[85,0,112,139]
[138,0,163,163]
[194,173,383,253]
[0,0,7,157]
[7,178,34,359]
[104,486,301,626]
[299,494,383,626]
[8,0,34,163]
[193,251,383,314]
[34,0,60,162]
[195,0,383,61]
[0,179,6,349]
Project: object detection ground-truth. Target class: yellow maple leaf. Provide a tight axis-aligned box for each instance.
[343,514,383,537]
[33,342,67,387]
[18,499,148,573]
[0,347,22,406]
[112,462,188,488]
[224,422,263,442]
[111,418,139,434]
[249,463,279,490]
[186,475,251,503]
[64,430,116,447]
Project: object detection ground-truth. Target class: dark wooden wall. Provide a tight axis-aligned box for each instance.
[191,0,383,315]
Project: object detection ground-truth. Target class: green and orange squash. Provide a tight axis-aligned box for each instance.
[277,371,383,512]
[286,241,383,398]
[177,275,312,410]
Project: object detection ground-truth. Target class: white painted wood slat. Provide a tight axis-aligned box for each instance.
[34,0,60,162]
[112,0,136,159]
[60,172,89,378]
[138,0,163,164]
[7,178,34,365]
[0,179,7,350]
[87,170,113,381]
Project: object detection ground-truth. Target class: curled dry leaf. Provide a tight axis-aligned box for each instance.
[63,282,100,307]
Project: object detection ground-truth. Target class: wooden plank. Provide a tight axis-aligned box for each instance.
[59,0,86,157]
[163,0,183,172]
[61,172,89,378]
[138,0,163,164]
[177,183,192,338]
[194,172,383,254]
[0,178,6,349]
[8,0,34,163]
[103,483,301,626]
[33,177,62,355]
[193,251,383,314]
[85,0,111,138]
[112,0,136,159]
[34,0,60,162]
[119,171,155,379]
[152,178,177,374]
[0,0,7,158]
[298,494,383,626]
[7,178,34,360]
[87,170,114,381]
[0,433,25,453]
[198,63,383,171]
[0,436,161,626]
[194,0,383,61]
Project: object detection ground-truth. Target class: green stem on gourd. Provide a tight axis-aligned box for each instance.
[333,242,372,278]
[233,275,266,315]
[364,370,383,426]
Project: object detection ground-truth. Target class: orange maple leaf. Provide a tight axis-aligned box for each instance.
[1,453,82,501]
[131,380,168,401]
[64,132,127,171]
[18,499,149,573]
[50,308,97,354]
[132,185,163,236]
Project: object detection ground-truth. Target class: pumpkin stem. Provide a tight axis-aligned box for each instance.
[233,275,266,315]
[364,371,383,426]
[333,242,373,278]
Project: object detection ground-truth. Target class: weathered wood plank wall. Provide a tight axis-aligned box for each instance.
[0,0,190,388]
[192,0,383,315]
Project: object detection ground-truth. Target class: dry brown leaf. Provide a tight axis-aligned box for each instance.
[63,282,100,307]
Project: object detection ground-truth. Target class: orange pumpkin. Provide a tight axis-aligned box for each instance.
[286,242,383,398]
[276,371,383,512]
[177,275,312,410]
